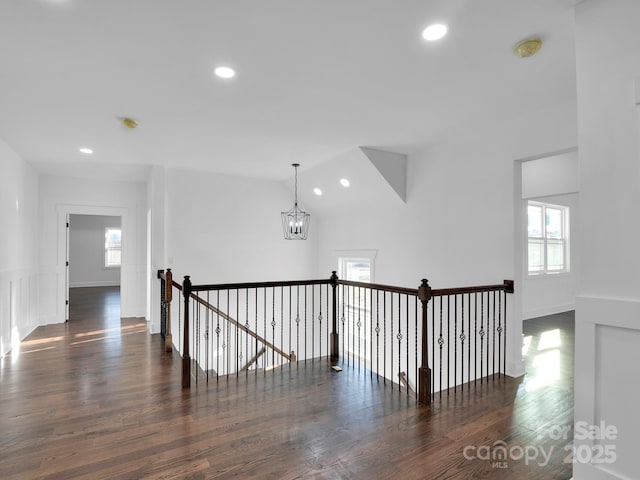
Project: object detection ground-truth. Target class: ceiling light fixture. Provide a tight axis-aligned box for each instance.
[422,23,448,41]
[313,188,323,196]
[340,178,350,188]
[79,147,93,154]
[514,38,543,58]
[122,117,138,129]
[281,164,310,240]
[214,66,236,79]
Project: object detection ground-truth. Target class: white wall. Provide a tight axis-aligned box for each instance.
[38,175,147,324]
[0,138,39,356]
[521,150,579,199]
[314,100,577,378]
[522,193,580,319]
[69,214,121,288]
[574,1,640,479]
[164,167,316,285]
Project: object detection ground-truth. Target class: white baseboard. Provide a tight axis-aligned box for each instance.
[522,303,575,320]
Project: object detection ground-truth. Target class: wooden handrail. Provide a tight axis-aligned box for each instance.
[337,279,418,296]
[189,293,295,362]
[431,279,514,297]
[240,346,267,372]
[190,278,330,292]
[398,372,414,393]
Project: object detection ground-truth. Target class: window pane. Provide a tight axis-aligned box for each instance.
[547,240,565,271]
[106,249,121,267]
[527,205,543,237]
[528,239,544,273]
[344,260,371,283]
[105,227,122,267]
[546,208,563,239]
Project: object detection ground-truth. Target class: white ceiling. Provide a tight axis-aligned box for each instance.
[0,0,577,181]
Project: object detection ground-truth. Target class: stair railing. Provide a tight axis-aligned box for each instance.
[159,269,513,403]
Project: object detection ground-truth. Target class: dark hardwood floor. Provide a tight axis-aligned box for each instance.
[0,288,574,479]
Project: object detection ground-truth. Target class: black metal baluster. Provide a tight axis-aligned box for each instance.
[236,289,240,379]
[195,292,199,386]
[446,295,450,394]
[341,285,345,366]
[498,290,503,376]
[376,290,380,380]
[479,291,485,384]
[289,286,292,367]
[357,287,361,370]
[438,297,444,399]
[503,290,507,376]
[350,286,354,367]
[311,286,315,361]
[318,285,322,361]
[431,295,435,399]
[245,288,249,376]
[178,292,182,357]
[296,285,300,368]
[460,294,465,391]
[396,294,403,392]
[454,294,457,393]
[225,290,230,379]
[271,287,276,369]
[405,294,409,396]
[370,288,374,379]
[383,292,387,385]
[255,288,259,375]
[326,284,329,360]
[390,293,394,388]
[467,293,471,388]
[492,290,496,379]
[263,287,267,373]
[304,285,308,363]
[280,286,284,368]
[216,291,220,382]
[414,295,418,397]
[474,292,477,387]
[206,291,210,382]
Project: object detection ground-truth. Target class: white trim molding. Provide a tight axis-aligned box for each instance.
[574,295,640,479]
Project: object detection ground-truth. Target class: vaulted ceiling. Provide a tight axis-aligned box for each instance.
[0,0,577,181]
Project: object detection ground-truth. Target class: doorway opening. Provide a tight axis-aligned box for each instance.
[67,214,122,326]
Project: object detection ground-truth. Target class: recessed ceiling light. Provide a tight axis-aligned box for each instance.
[340,178,350,188]
[79,147,93,154]
[422,23,448,41]
[313,188,323,196]
[214,66,236,79]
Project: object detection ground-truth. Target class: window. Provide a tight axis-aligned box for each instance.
[527,201,569,275]
[339,256,373,362]
[104,227,122,267]
[339,258,372,284]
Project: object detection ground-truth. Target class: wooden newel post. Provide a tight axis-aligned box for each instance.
[164,269,173,352]
[329,271,339,364]
[418,278,432,404]
[182,275,192,389]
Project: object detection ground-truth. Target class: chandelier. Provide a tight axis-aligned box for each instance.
[281,163,310,240]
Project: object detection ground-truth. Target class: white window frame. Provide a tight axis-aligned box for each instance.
[526,201,569,276]
[104,227,122,268]
[337,250,376,362]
